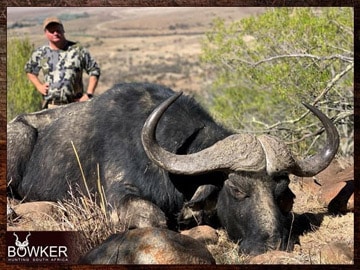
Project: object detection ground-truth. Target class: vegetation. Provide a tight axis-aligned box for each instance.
[200,7,353,157]
[7,37,42,121]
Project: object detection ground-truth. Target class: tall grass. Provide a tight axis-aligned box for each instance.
[54,142,125,254]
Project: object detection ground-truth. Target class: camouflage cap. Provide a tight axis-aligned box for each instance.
[43,17,63,30]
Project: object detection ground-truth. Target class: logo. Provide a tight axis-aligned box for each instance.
[7,232,69,263]
[13,232,31,251]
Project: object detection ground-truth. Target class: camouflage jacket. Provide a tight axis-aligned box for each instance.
[24,41,101,103]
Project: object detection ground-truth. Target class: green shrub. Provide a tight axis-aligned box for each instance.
[200,7,353,156]
[7,37,42,121]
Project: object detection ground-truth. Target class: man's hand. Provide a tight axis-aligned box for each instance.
[27,73,49,96]
[38,83,49,96]
[79,94,91,102]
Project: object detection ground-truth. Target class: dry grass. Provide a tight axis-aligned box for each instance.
[206,230,251,264]
[55,188,126,255]
[205,213,353,264]
[294,213,354,264]
[7,189,125,256]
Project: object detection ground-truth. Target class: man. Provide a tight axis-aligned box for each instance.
[25,17,101,109]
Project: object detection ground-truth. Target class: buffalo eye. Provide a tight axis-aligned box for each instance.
[225,180,249,200]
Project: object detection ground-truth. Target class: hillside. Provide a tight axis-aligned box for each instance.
[7,7,265,94]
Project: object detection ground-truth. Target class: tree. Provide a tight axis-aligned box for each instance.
[7,37,42,122]
[200,7,353,157]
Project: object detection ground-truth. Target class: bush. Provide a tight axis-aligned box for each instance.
[200,7,353,156]
[7,37,42,122]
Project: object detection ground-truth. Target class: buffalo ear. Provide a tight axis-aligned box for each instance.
[179,184,220,229]
[225,180,248,200]
[185,184,219,211]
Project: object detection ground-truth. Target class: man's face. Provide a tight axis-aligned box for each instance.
[45,23,65,42]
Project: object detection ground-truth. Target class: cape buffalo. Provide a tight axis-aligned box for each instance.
[7,82,339,255]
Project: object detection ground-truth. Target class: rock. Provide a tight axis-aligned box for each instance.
[181,225,219,244]
[347,193,354,211]
[7,201,60,231]
[249,251,301,264]
[292,160,352,192]
[320,242,353,264]
[320,180,354,214]
[13,201,58,219]
[293,162,354,214]
[317,166,354,214]
[79,227,216,264]
[309,159,344,186]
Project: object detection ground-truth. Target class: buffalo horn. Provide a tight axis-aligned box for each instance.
[142,93,339,177]
[141,92,266,175]
[247,103,339,177]
[287,103,339,177]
